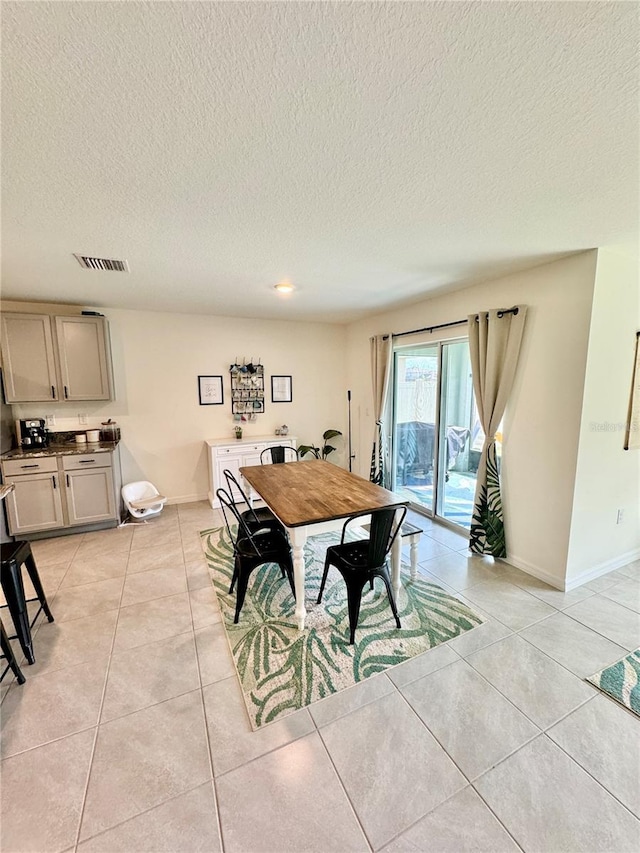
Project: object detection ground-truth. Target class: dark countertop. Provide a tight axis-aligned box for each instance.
[1,441,120,461]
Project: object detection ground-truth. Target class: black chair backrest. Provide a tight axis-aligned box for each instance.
[222,468,263,524]
[260,446,298,464]
[341,506,407,567]
[216,488,260,555]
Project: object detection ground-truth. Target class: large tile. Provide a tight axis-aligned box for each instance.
[421,523,470,550]
[194,622,236,686]
[548,695,640,816]
[75,526,134,557]
[504,571,596,610]
[599,577,640,614]
[564,594,640,650]
[310,672,396,727]
[181,533,209,562]
[1,728,95,853]
[77,783,221,852]
[125,543,185,575]
[520,611,628,678]
[380,786,520,852]
[386,643,460,688]
[203,676,315,775]
[402,658,539,779]
[24,609,118,676]
[447,611,511,657]
[130,520,181,552]
[476,735,640,852]
[120,564,187,607]
[189,585,221,629]
[102,632,200,722]
[30,534,83,567]
[216,732,369,853]
[60,551,129,588]
[22,561,70,598]
[185,558,211,591]
[468,635,594,729]
[81,691,211,840]
[418,551,499,591]
[321,691,466,849]
[113,592,192,652]
[411,536,454,563]
[463,579,556,630]
[50,576,124,622]
[1,657,109,757]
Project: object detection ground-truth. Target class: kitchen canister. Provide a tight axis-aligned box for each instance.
[100,419,121,442]
[75,434,87,444]
[86,429,100,443]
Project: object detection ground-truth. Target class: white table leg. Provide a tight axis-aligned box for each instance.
[288,525,307,631]
[409,534,419,581]
[391,528,402,599]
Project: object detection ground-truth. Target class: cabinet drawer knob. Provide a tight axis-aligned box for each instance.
[66,474,70,487]
[79,459,96,464]
[52,475,57,489]
[21,464,40,469]
[51,385,56,398]
[64,385,69,399]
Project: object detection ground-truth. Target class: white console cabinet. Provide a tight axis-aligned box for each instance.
[205,436,297,508]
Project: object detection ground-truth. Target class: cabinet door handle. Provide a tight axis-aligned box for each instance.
[52,475,57,489]
[51,385,56,398]
[66,474,70,487]
[21,464,39,469]
[64,385,69,399]
[79,459,96,464]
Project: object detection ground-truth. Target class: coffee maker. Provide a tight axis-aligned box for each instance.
[16,418,49,451]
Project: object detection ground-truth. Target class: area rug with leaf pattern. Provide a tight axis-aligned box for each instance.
[587,649,640,717]
[200,525,485,729]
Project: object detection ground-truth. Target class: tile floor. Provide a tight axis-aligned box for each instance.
[1,502,639,852]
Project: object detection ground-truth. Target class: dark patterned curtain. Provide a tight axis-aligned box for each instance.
[369,335,393,487]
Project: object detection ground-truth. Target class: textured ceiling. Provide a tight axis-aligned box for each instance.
[2,1,638,323]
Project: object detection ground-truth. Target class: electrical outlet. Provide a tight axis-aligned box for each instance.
[616,509,625,524]
[46,414,56,428]
[79,413,89,425]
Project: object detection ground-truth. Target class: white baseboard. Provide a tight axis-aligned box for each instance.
[165,493,209,506]
[503,547,640,592]
[499,555,565,590]
[564,547,640,591]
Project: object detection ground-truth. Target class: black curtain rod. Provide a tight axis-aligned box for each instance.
[385,306,519,340]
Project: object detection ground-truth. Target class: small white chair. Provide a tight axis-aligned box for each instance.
[121,481,167,520]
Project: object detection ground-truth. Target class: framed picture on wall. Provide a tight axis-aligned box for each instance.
[198,375,224,405]
[271,375,292,403]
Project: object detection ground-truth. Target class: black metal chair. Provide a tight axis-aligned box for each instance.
[1,540,54,665]
[222,468,284,536]
[317,505,407,644]
[259,446,299,464]
[0,617,25,685]
[217,488,296,623]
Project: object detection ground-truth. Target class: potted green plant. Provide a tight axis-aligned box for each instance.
[298,429,342,460]
[234,425,243,439]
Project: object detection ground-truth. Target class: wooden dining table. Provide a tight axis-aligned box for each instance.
[239,459,408,630]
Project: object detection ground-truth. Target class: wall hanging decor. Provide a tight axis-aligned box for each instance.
[230,358,264,415]
[271,375,292,403]
[198,375,224,405]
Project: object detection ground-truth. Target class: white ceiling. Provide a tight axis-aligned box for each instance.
[2,1,638,324]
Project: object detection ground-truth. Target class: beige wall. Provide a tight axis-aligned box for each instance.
[5,303,348,502]
[346,252,598,588]
[566,245,640,583]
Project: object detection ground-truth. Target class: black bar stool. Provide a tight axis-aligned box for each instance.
[0,616,25,685]
[1,540,54,665]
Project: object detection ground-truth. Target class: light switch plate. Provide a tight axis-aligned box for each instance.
[79,413,89,425]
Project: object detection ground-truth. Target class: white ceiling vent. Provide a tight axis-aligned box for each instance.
[74,254,129,272]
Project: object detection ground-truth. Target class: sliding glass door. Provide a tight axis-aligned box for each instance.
[392,339,481,529]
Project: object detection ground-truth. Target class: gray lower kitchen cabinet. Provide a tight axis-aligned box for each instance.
[4,469,65,534]
[1,448,121,537]
[0,311,114,403]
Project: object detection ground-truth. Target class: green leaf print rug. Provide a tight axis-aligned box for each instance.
[588,649,640,717]
[200,525,484,729]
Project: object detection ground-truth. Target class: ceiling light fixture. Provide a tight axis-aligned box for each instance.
[274,281,294,294]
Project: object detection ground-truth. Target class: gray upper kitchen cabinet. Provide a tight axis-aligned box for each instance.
[0,313,59,402]
[0,312,113,403]
[55,315,112,401]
